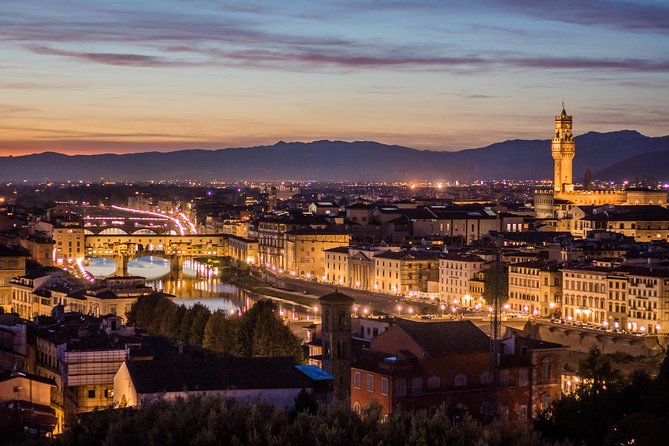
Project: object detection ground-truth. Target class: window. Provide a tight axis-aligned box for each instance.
[540,394,553,411]
[519,369,529,387]
[454,374,467,387]
[381,378,389,395]
[427,376,440,389]
[519,405,528,420]
[88,389,96,399]
[480,401,493,416]
[541,359,552,379]
[353,402,361,415]
[367,374,374,391]
[396,378,406,396]
[105,389,114,398]
[500,370,509,386]
[411,377,422,393]
[480,371,492,385]
[354,371,361,389]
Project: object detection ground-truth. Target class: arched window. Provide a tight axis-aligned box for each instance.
[480,371,492,385]
[454,373,467,387]
[540,394,553,411]
[353,402,361,415]
[480,401,493,415]
[427,376,440,389]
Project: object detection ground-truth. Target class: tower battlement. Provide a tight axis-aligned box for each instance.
[552,107,575,193]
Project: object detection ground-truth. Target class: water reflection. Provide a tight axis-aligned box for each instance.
[84,256,308,318]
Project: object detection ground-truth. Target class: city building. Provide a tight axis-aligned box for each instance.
[0,370,57,436]
[560,265,610,326]
[0,245,29,312]
[350,320,563,422]
[227,234,259,266]
[373,250,440,295]
[507,260,562,317]
[114,356,327,409]
[320,291,354,401]
[534,108,667,219]
[284,228,350,279]
[10,273,54,320]
[439,253,488,305]
[53,225,85,263]
[566,205,669,242]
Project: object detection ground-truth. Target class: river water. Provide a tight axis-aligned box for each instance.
[85,256,308,319]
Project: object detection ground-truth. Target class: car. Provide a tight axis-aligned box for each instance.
[420,314,435,320]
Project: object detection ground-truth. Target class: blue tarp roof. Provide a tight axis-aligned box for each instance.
[295,365,333,381]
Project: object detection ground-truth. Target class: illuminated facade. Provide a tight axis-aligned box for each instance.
[284,229,350,279]
[507,261,562,317]
[373,250,440,295]
[552,107,575,193]
[438,254,487,305]
[534,107,667,219]
[53,226,85,262]
[0,247,28,312]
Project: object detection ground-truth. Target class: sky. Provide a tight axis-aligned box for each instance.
[1,0,668,155]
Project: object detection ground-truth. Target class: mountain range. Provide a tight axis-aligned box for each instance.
[0,130,667,182]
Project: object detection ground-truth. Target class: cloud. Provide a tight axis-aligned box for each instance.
[26,45,188,67]
[494,0,669,34]
[506,56,669,72]
[25,41,669,74]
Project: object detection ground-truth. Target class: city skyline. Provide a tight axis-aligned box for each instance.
[2,0,669,155]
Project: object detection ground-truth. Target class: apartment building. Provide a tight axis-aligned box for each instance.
[373,250,440,295]
[439,253,487,305]
[507,261,562,317]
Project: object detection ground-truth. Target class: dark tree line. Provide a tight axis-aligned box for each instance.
[535,347,668,446]
[127,294,303,361]
[58,396,565,446]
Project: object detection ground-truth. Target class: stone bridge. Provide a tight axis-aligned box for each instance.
[85,234,228,275]
[521,320,669,356]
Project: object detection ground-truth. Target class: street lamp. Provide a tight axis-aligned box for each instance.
[439,304,445,317]
[397,305,402,317]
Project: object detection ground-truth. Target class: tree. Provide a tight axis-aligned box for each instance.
[483,260,508,305]
[578,347,622,393]
[188,303,212,346]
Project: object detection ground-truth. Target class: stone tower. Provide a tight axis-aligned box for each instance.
[551,105,575,193]
[319,290,354,401]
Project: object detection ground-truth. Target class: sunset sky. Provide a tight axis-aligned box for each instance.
[1,0,668,155]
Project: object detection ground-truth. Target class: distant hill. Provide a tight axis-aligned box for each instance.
[0,131,667,182]
[596,150,669,182]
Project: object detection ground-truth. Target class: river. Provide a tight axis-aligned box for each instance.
[85,256,309,319]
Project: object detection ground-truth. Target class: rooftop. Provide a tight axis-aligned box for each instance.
[125,356,314,394]
[395,319,490,355]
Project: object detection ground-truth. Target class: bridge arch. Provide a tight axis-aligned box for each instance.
[99,227,128,235]
[132,229,157,235]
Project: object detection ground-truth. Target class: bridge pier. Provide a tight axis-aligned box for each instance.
[170,255,183,271]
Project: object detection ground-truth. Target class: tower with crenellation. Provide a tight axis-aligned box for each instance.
[551,105,575,193]
[534,105,667,219]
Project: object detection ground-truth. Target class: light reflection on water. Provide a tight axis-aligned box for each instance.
[84,256,306,317]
